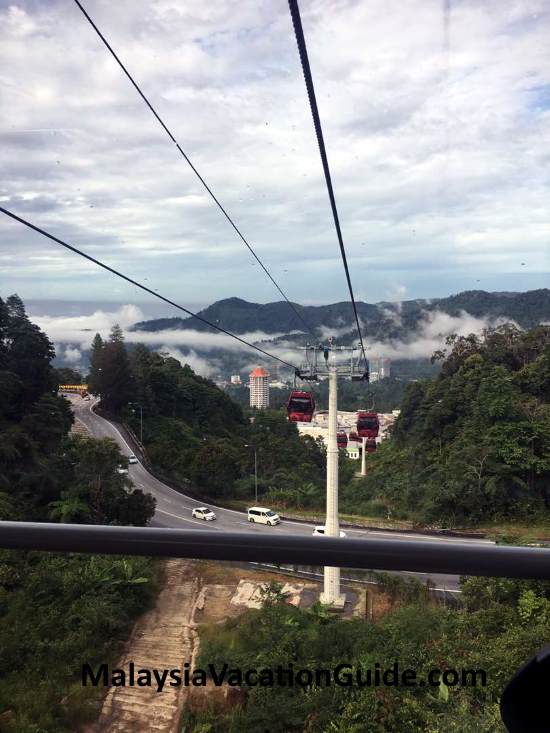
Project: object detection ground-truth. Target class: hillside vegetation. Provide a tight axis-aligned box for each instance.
[356,325,550,526]
[87,334,329,504]
[184,576,550,733]
[133,289,550,337]
[0,295,157,732]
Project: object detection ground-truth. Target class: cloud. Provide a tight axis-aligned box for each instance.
[159,346,218,378]
[31,303,298,360]
[366,309,519,360]
[316,321,355,340]
[61,345,82,363]
[1,0,549,305]
[31,305,146,349]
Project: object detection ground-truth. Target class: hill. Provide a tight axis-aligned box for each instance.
[356,324,550,526]
[132,289,550,338]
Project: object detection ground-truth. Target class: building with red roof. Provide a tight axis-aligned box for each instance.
[249,367,270,409]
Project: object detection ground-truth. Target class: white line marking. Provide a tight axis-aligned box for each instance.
[155,508,212,526]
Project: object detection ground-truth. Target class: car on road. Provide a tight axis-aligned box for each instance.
[192,507,217,521]
[313,526,346,537]
[128,454,138,464]
[247,507,280,526]
[116,466,129,475]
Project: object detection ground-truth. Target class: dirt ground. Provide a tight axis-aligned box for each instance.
[87,559,391,733]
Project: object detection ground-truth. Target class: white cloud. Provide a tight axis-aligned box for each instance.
[0,0,548,304]
[61,345,82,363]
[32,305,146,349]
[366,309,519,360]
[159,346,218,378]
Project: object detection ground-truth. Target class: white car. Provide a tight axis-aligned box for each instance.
[128,454,138,464]
[192,507,217,521]
[116,466,129,475]
[313,526,346,537]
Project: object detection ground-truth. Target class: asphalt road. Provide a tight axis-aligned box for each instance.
[69,395,494,592]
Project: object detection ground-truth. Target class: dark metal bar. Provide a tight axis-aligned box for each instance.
[1,522,549,579]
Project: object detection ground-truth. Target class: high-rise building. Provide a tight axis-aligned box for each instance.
[249,367,270,409]
[369,357,391,380]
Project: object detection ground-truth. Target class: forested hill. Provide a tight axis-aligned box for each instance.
[0,294,157,730]
[359,324,550,526]
[132,289,550,337]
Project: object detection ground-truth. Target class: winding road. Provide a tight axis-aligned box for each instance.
[69,394,494,593]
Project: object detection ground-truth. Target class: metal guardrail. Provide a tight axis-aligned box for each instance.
[1,522,550,579]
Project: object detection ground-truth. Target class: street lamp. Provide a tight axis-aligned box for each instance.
[128,402,143,445]
[244,444,258,504]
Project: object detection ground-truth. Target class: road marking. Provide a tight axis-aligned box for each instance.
[82,401,492,549]
[156,508,217,526]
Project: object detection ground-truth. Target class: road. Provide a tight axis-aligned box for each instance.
[69,395,493,593]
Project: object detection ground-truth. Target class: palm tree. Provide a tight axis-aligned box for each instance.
[48,493,92,523]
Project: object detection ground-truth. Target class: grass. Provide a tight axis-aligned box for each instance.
[220,499,550,541]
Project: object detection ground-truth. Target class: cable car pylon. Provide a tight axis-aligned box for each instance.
[297,338,369,608]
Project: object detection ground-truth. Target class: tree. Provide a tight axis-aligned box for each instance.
[87,333,104,395]
[3,294,56,407]
[22,394,74,451]
[54,367,83,385]
[99,325,132,412]
[48,493,92,523]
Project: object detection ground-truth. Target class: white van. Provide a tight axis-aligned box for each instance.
[247,507,280,526]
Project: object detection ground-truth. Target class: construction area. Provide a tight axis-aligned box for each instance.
[85,559,391,733]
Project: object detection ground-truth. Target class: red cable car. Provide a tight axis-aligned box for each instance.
[348,431,359,442]
[365,438,377,453]
[357,411,379,439]
[287,390,315,422]
[337,431,348,448]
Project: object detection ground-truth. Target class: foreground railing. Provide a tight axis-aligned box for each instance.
[1,522,550,579]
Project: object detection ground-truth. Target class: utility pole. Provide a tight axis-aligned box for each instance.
[361,436,367,476]
[244,444,258,503]
[129,403,143,445]
[298,339,368,610]
[254,449,258,504]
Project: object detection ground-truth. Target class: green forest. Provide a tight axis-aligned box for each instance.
[357,325,550,527]
[86,329,331,507]
[87,320,550,529]
[1,295,549,732]
[0,295,158,732]
[183,575,550,733]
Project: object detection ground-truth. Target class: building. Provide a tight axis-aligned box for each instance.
[368,357,391,380]
[249,367,270,409]
[346,444,361,460]
[230,375,242,385]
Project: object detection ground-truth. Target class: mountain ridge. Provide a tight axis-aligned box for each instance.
[132,288,550,340]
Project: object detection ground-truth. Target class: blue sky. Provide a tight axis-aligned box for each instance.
[1,0,549,311]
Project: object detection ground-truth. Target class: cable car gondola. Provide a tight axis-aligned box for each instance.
[365,438,377,453]
[357,411,379,439]
[287,390,315,422]
[337,431,348,449]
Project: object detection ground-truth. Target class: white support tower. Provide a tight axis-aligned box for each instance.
[320,353,345,606]
[297,339,368,609]
[361,436,367,476]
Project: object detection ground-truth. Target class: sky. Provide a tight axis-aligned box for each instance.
[1,0,550,315]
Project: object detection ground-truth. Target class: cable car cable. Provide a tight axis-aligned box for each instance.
[287,0,368,364]
[71,0,316,339]
[0,206,300,371]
